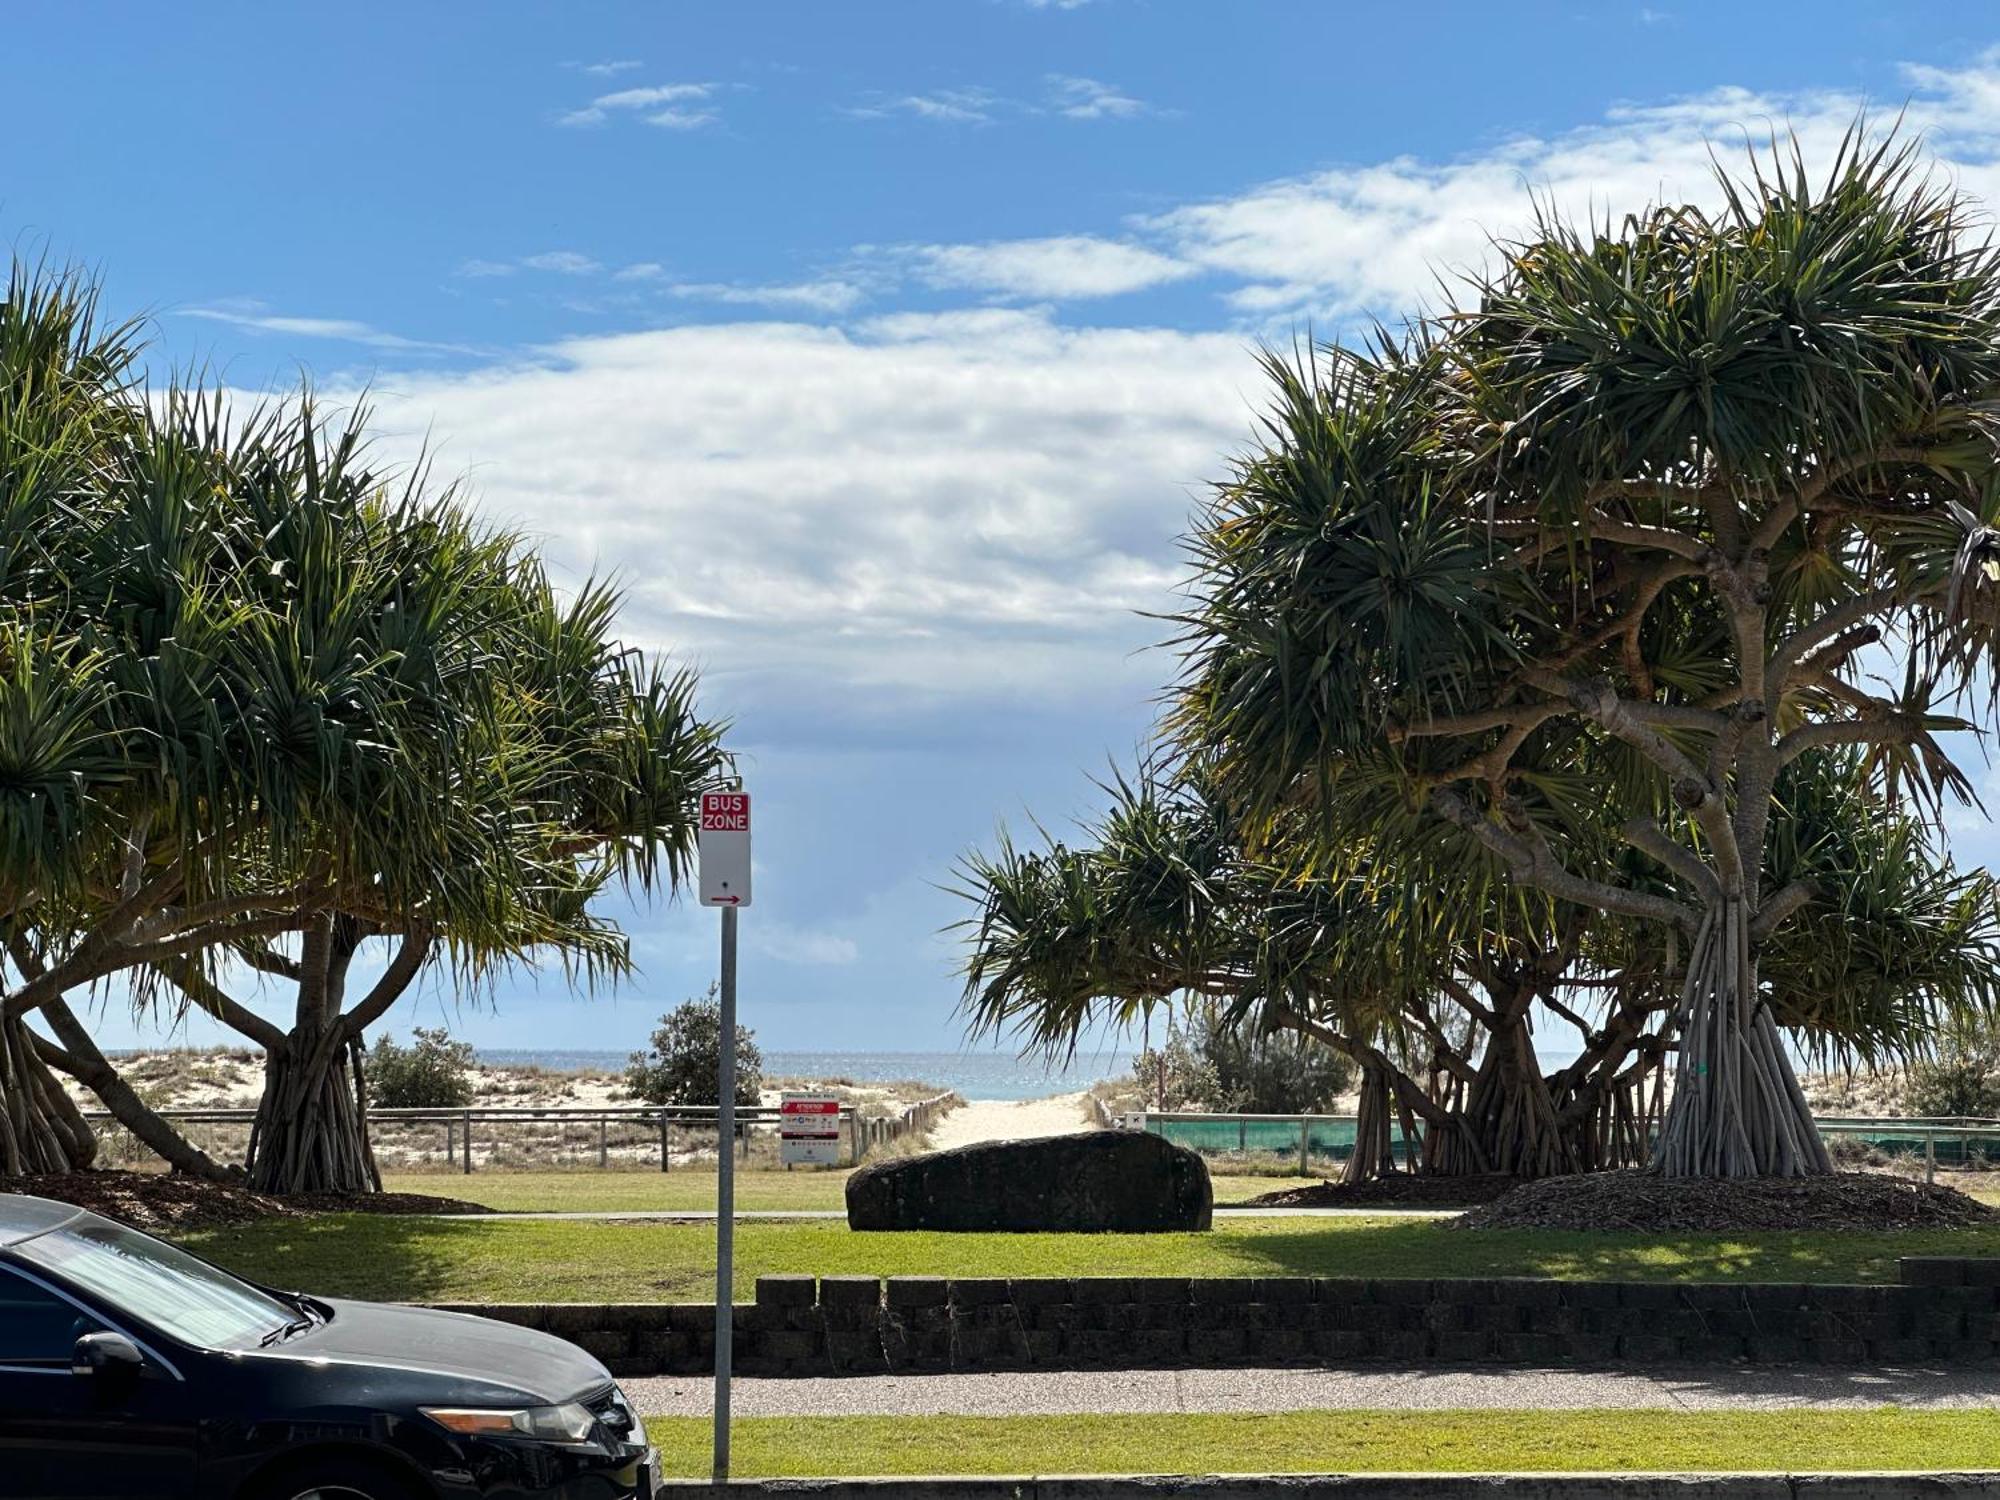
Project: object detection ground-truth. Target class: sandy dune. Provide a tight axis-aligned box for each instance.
[926,1091,1097,1151]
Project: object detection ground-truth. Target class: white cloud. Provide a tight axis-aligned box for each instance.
[646,108,717,131]
[848,88,998,124]
[1047,74,1146,120]
[671,280,866,314]
[559,82,717,129]
[346,311,1254,716]
[576,59,642,77]
[910,236,1195,299]
[1141,67,2000,323]
[522,251,603,275]
[752,923,860,966]
[615,262,668,282]
[455,258,517,279]
[180,306,469,354]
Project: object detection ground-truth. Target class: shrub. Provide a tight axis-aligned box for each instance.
[1906,1032,2000,1119]
[1130,1022,1222,1111]
[1129,1007,1355,1113]
[626,983,763,1106]
[368,1027,476,1109]
[1197,1009,1355,1115]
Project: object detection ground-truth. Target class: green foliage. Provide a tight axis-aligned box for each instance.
[367,1027,476,1110]
[625,984,764,1107]
[1130,1007,1354,1113]
[0,255,727,1025]
[1194,1006,1355,1113]
[1129,1020,1221,1111]
[1906,1027,2000,1118]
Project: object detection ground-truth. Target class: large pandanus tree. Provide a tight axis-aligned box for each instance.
[0,262,725,1190]
[1172,132,2000,1177]
[957,749,2000,1182]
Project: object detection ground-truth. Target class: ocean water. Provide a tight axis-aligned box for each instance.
[474,1047,1122,1101]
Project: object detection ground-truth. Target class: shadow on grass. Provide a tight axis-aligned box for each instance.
[182,1214,509,1303]
[1212,1219,2000,1284]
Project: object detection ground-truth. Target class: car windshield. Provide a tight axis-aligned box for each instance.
[14,1217,299,1349]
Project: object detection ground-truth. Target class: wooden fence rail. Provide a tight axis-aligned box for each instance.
[77,1093,959,1174]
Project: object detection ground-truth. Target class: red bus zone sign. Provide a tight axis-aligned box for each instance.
[698,791,751,907]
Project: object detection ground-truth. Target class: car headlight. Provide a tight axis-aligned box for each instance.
[422,1402,598,1443]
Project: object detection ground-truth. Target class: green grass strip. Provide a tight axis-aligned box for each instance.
[380,1169,1297,1214]
[181,1213,2000,1304]
[642,1410,2000,1479]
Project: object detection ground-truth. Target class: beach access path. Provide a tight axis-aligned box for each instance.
[925,1091,1098,1151]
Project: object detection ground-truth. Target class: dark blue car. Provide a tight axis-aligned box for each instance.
[0,1194,659,1500]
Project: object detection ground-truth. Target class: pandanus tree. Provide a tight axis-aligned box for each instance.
[958,749,2000,1182]
[0,262,725,1189]
[1172,133,2000,1177]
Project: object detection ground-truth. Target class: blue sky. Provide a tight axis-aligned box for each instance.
[12,1,2000,1062]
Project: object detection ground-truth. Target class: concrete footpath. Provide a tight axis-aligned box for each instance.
[626,1362,2000,1417]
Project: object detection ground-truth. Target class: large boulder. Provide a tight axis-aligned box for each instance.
[845,1129,1212,1232]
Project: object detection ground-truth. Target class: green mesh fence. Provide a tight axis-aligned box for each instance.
[1137,1113,2000,1170]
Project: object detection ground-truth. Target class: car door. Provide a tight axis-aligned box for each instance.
[0,1263,199,1500]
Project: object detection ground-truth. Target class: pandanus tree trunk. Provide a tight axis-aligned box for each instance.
[1654,898,1830,1178]
[0,1012,96,1175]
[239,914,417,1197]
[246,1029,379,1196]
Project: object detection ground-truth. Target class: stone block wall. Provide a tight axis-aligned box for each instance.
[428,1258,2000,1378]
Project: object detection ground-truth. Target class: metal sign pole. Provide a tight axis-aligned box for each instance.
[713,902,738,1484]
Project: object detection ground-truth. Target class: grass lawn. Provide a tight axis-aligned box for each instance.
[642,1410,2000,1477]
[381,1169,1292,1214]
[176,1212,2000,1304]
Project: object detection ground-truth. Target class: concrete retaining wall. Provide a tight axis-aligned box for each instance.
[428,1257,2000,1378]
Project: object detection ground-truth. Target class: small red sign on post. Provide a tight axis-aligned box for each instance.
[699,790,751,907]
[780,1094,842,1167]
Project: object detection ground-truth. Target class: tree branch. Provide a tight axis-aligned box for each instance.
[1750,880,1819,942]
[1429,788,1699,934]
[341,927,437,1040]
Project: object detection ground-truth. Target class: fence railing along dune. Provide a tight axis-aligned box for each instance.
[80,1093,958,1175]
[1124,1109,2000,1181]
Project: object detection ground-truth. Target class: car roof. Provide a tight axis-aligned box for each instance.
[0,1195,88,1248]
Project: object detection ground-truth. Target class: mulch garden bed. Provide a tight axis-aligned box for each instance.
[1,1171,491,1233]
[1453,1168,1995,1232]
[1234,1173,1522,1209]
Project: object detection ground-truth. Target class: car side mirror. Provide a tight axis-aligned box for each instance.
[72,1331,146,1384]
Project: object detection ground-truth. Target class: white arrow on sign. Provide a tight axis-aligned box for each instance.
[699,790,752,908]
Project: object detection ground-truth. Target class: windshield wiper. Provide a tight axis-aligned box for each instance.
[258,1316,315,1347]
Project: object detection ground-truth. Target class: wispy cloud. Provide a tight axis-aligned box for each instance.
[847,87,998,124]
[909,236,1193,299]
[1046,74,1146,120]
[848,76,1148,125]
[573,58,642,77]
[458,252,604,280]
[558,81,718,129]
[522,251,603,275]
[180,305,470,355]
[671,279,866,314]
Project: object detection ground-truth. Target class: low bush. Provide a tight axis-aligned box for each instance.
[368,1027,476,1110]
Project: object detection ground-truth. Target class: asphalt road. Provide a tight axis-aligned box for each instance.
[626,1363,2000,1417]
